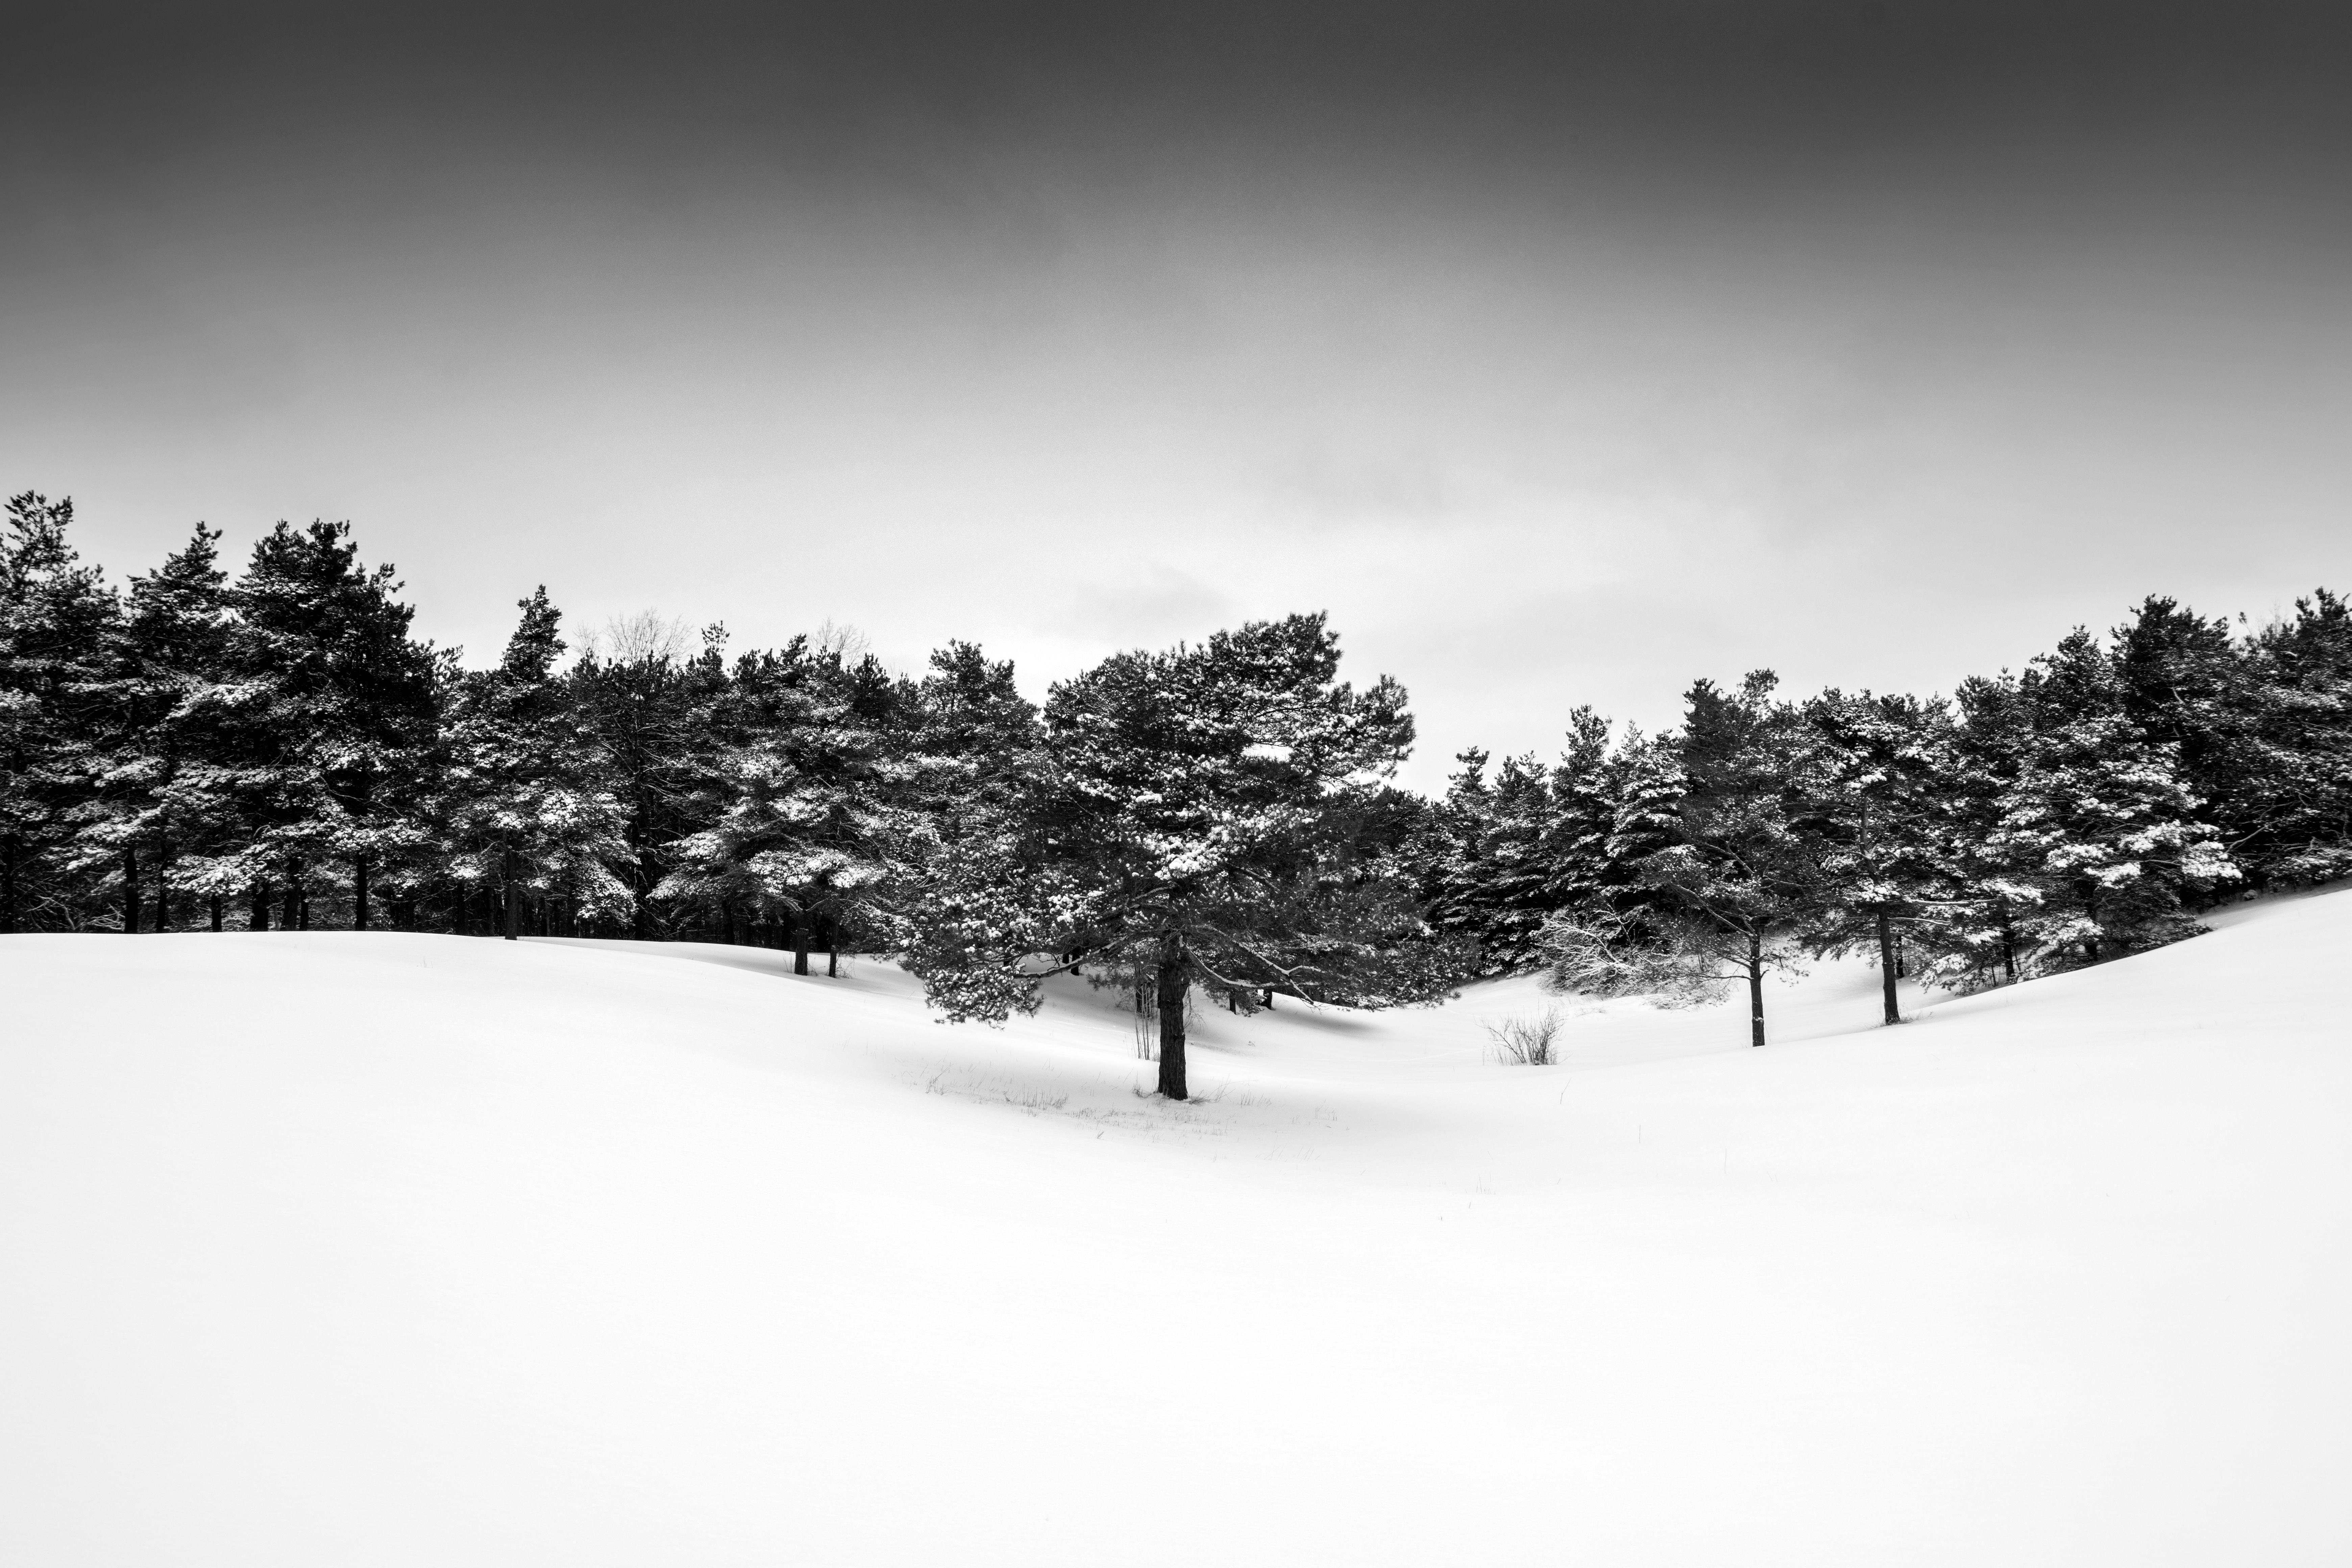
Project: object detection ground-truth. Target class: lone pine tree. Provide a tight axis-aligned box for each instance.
[903,613,1466,1099]
[1640,672,1820,1048]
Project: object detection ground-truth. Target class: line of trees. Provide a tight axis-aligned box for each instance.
[1426,596,2352,1043]
[7,491,2347,1073]
[0,497,1465,1095]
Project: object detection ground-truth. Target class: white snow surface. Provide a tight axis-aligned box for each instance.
[5,889,2350,1566]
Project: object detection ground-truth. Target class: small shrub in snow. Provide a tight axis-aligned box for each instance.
[1485,1009,1563,1066]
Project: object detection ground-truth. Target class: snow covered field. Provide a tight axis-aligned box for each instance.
[5,889,2349,1566]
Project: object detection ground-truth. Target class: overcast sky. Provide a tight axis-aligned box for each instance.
[6,1,2348,788]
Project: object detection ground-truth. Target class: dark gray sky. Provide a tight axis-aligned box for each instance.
[7,1,2348,786]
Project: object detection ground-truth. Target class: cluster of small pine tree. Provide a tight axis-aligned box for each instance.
[1424,595,2352,1042]
[0,495,1012,964]
[8,490,2348,1072]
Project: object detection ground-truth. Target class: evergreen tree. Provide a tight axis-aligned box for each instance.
[656,638,905,972]
[1801,689,1961,1024]
[1926,670,2044,988]
[1426,746,1497,959]
[2231,591,2352,886]
[1541,706,1618,914]
[903,613,1467,1099]
[2113,595,2255,867]
[1423,745,1567,973]
[0,493,118,931]
[1598,729,1686,927]
[1634,672,1819,1047]
[73,524,241,932]
[1980,630,2236,970]
[568,623,721,939]
[1475,753,1559,969]
[440,588,634,938]
[224,521,438,929]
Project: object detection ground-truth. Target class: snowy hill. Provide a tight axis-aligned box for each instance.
[5,889,2350,1566]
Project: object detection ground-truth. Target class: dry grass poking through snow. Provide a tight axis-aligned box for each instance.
[1483,1006,1564,1064]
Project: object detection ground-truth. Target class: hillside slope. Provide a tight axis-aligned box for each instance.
[4,889,2349,1566]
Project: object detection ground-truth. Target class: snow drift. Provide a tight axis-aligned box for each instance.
[4,887,2349,1566]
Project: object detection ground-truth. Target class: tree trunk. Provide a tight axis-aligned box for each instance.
[353,857,370,930]
[792,908,810,976]
[1875,908,1902,1026]
[627,810,653,940]
[1746,931,1766,1048]
[251,880,271,931]
[124,846,141,933]
[2,835,17,933]
[1155,934,1189,1099]
[281,861,302,931]
[154,841,172,931]
[209,894,223,933]
[501,853,519,940]
[1999,916,2018,984]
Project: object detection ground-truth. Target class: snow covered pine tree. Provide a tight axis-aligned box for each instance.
[74,523,242,933]
[440,587,634,939]
[1635,672,1821,1047]
[655,636,903,972]
[1802,689,1963,1025]
[902,613,1468,1099]
[224,520,438,931]
[0,493,116,930]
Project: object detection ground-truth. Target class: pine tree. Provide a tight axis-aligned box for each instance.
[2231,591,2352,886]
[73,524,241,932]
[904,614,1467,1099]
[896,639,1044,899]
[1426,746,1497,960]
[224,521,438,930]
[1980,630,2236,970]
[1541,706,1618,914]
[440,588,634,939]
[1801,689,1961,1024]
[1421,745,1566,973]
[1634,672,1819,1047]
[2113,596,2256,874]
[0,493,119,931]
[568,623,719,939]
[656,637,905,972]
[1598,729,1685,926]
[1478,753,1559,969]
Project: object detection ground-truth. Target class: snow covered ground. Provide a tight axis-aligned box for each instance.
[4,889,2349,1566]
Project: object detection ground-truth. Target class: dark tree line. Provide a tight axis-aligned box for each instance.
[0,497,926,961]
[7,491,2348,1071]
[1429,594,2352,1043]
[0,498,1464,1096]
